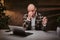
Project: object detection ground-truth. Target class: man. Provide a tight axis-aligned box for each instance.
[23,4,47,30]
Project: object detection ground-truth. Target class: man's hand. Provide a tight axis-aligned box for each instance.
[27,12,33,21]
[42,17,48,25]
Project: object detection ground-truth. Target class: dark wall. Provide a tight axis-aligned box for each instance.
[4,0,60,27]
[4,0,60,11]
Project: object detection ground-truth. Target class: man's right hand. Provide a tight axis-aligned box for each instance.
[27,12,33,21]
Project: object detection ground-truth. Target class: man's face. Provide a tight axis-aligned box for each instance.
[27,4,36,15]
[28,8,36,15]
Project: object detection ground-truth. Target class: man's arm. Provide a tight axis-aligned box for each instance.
[23,14,31,30]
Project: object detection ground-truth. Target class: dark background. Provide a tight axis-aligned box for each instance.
[4,0,60,28]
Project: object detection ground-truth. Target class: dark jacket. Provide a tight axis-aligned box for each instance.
[23,12,43,30]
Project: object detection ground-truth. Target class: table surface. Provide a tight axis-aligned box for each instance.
[0,30,60,40]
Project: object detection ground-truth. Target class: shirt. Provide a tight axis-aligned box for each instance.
[31,17,36,30]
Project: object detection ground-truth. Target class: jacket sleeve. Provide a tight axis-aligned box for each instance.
[23,14,31,29]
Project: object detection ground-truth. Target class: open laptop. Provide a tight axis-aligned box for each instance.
[8,25,25,31]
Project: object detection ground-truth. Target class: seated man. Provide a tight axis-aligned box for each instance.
[23,4,47,30]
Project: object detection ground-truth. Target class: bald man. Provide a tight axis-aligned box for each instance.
[23,4,47,30]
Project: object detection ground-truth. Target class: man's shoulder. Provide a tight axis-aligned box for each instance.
[24,13,28,16]
[37,12,42,16]
[37,12,43,18]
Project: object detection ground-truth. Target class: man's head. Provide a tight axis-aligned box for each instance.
[27,4,37,15]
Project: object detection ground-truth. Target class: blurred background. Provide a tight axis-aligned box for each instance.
[0,0,60,30]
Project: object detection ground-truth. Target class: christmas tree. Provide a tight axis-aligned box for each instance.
[0,2,9,29]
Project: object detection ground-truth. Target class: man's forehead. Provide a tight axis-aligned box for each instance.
[28,4,35,7]
[27,4,35,10]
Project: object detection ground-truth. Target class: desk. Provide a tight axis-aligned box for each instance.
[0,30,60,40]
